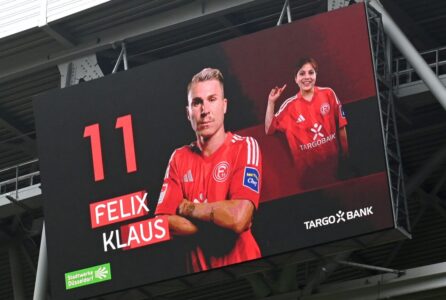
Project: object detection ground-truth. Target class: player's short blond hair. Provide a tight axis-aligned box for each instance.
[187,68,224,94]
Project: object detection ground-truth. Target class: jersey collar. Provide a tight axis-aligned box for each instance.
[297,86,319,103]
[190,132,233,160]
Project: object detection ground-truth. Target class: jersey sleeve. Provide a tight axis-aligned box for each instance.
[267,115,281,134]
[331,89,348,128]
[270,109,287,133]
[155,150,183,215]
[229,137,262,209]
[268,97,294,134]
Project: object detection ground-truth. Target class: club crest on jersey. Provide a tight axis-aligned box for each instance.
[213,161,230,182]
[158,183,168,204]
[243,167,259,193]
[320,102,330,115]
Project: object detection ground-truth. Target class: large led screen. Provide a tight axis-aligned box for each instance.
[34,4,395,299]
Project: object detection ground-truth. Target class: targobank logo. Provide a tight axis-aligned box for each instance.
[310,123,324,141]
[336,210,345,223]
[299,123,336,151]
[304,206,373,230]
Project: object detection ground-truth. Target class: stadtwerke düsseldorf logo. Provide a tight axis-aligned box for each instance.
[65,263,112,290]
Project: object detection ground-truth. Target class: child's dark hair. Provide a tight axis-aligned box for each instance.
[296,57,318,74]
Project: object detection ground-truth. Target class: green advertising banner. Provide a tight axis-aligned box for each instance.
[65,263,112,290]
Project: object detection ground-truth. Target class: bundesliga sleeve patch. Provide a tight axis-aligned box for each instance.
[340,105,346,118]
[158,183,168,204]
[243,167,260,193]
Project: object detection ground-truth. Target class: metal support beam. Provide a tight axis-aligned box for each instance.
[327,0,351,11]
[33,224,49,300]
[304,262,446,300]
[276,264,298,293]
[246,273,273,298]
[247,263,300,297]
[431,168,446,196]
[0,0,259,83]
[300,252,352,296]
[267,262,446,300]
[0,115,36,157]
[369,0,446,111]
[367,3,410,231]
[20,241,37,276]
[380,0,437,49]
[58,55,104,87]
[405,143,446,197]
[382,199,426,267]
[41,25,76,48]
[9,242,27,300]
[416,188,446,220]
[123,43,129,71]
[217,16,245,37]
[38,0,76,48]
[112,42,128,73]
[335,260,405,276]
[0,141,36,158]
[277,0,292,26]
[5,195,33,213]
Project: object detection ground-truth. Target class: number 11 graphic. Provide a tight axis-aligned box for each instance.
[83,114,137,181]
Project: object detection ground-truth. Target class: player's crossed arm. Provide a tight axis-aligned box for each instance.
[178,199,255,234]
[166,213,198,236]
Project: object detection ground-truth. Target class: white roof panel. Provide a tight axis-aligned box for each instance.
[0,0,110,39]
[0,0,40,38]
[46,0,110,22]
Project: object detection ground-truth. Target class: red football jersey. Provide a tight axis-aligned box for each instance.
[155,132,262,271]
[270,86,347,189]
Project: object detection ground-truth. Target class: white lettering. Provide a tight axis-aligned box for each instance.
[95,204,106,225]
[127,225,140,245]
[321,217,329,225]
[131,195,136,215]
[101,216,170,252]
[154,219,167,239]
[247,178,258,186]
[136,193,149,214]
[140,222,153,242]
[107,200,118,221]
[300,133,336,151]
[93,192,150,226]
[347,206,374,220]
[308,220,316,229]
[360,208,367,217]
[304,206,374,230]
[347,211,353,220]
[116,229,128,248]
[103,230,116,252]
[120,197,131,218]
